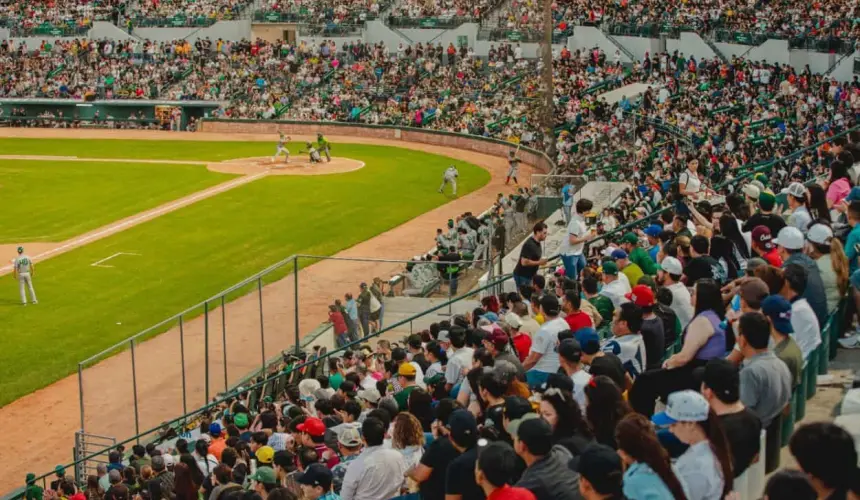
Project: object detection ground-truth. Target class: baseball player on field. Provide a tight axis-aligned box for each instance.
[317,133,331,162]
[271,131,291,163]
[439,165,459,195]
[506,149,522,185]
[13,246,37,305]
[300,142,323,163]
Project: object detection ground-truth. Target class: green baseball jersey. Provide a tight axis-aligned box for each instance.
[317,136,329,148]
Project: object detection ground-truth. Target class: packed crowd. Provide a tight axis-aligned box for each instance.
[0,38,193,99]
[256,0,388,24]
[0,0,117,33]
[388,0,501,21]
[132,0,252,23]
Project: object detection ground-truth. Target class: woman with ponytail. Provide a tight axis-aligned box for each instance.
[652,390,732,500]
[805,222,849,314]
[616,413,687,500]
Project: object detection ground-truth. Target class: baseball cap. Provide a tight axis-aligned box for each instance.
[558,338,583,362]
[255,446,275,464]
[602,261,619,276]
[625,284,655,307]
[621,232,638,245]
[761,295,794,334]
[845,186,860,203]
[505,412,540,438]
[486,328,509,348]
[739,278,769,306]
[209,422,222,436]
[54,466,65,476]
[659,256,683,276]
[423,373,445,385]
[572,444,624,494]
[338,427,362,447]
[776,226,804,250]
[447,409,478,443]
[807,223,833,245]
[503,396,534,421]
[539,295,560,316]
[162,454,175,467]
[574,327,600,355]
[742,184,761,200]
[652,390,710,426]
[751,226,775,250]
[695,359,740,403]
[356,387,381,404]
[504,313,522,329]
[233,413,249,428]
[787,182,808,198]
[296,464,333,490]
[480,312,499,323]
[296,417,326,437]
[611,249,628,260]
[754,173,769,186]
[437,330,451,343]
[17,246,23,253]
[398,363,417,377]
[758,190,776,211]
[644,224,662,238]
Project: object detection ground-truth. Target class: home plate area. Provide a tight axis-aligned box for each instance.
[207,156,365,176]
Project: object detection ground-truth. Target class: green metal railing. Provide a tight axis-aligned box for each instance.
[387,15,474,29]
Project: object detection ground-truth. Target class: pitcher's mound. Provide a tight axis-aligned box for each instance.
[208,156,365,176]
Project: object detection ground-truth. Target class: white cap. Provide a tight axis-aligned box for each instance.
[503,312,522,329]
[806,223,833,245]
[162,454,175,467]
[776,226,805,250]
[652,390,710,425]
[660,256,683,276]
[787,182,808,198]
[742,184,760,199]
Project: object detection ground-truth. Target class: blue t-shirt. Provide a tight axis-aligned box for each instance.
[561,184,573,206]
[846,225,860,275]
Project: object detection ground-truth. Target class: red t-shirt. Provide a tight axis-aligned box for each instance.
[512,334,532,362]
[565,311,593,332]
[488,485,537,500]
[762,248,783,267]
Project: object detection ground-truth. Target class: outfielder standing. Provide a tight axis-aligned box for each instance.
[439,165,459,195]
[272,131,291,163]
[13,246,37,305]
[317,133,331,162]
[506,149,521,185]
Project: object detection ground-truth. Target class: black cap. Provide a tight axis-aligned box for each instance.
[391,348,407,362]
[538,373,574,393]
[407,334,423,349]
[516,418,553,452]
[572,443,623,494]
[503,396,534,421]
[447,409,478,444]
[539,295,560,316]
[558,338,583,363]
[295,463,333,490]
[695,359,740,403]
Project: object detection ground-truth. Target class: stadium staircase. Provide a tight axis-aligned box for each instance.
[702,34,729,63]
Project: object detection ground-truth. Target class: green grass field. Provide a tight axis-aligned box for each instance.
[0,139,490,406]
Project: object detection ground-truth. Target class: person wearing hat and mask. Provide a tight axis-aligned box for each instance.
[331,428,363,494]
[341,417,406,500]
[777,227,828,328]
[786,182,813,233]
[697,359,761,477]
[736,312,792,428]
[751,226,783,267]
[475,441,536,500]
[627,285,664,371]
[523,295,566,389]
[762,295,803,387]
[598,261,631,310]
[444,410,484,500]
[483,327,526,380]
[651,390,732,500]
[656,256,693,329]
[612,249,644,289]
[576,443,625,500]
[620,232,659,275]
[742,190,786,236]
[513,418,580,500]
[643,224,663,263]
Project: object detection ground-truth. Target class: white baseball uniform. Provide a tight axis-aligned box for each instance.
[439,166,458,195]
[14,254,37,304]
[272,134,289,162]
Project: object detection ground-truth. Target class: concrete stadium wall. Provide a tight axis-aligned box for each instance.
[133,20,250,42]
[198,119,555,173]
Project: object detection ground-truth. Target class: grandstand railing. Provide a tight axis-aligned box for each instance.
[9,22,91,37]
[476,26,571,43]
[387,15,474,29]
[296,23,363,36]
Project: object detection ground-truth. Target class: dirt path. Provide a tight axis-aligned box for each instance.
[0,128,534,491]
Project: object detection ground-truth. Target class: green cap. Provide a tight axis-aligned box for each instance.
[233,412,249,428]
[249,466,277,484]
[754,172,768,186]
[602,261,619,275]
[26,473,36,484]
[54,466,65,477]
[424,373,445,385]
[621,232,638,245]
[17,246,23,253]
[758,190,776,211]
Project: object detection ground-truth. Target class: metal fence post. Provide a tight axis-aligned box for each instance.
[179,315,187,415]
[294,255,300,355]
[204,301,210,404]
[221,295,228,390]
[78,363,85,432]
[130,339,140,442]
[258,278,265,374]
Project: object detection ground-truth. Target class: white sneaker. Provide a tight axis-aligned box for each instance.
[33,300,38,305]
[838,334,860,349]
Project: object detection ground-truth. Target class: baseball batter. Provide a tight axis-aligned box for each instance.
[317,133,331,162]
[506,150,522,185]
[271,132,291,163]
[13,246,37,305]
[439,165,459,195]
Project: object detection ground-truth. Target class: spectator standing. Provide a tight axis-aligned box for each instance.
[762,295,803,387]
[329,305,350,347]
[513,418,580,500]
[697,359,761,477]
[356,283,372,338]
[561,199,593,279]
[513,222,548,288]
[523,295,566,388]
[340,417,406,500]
[736,312,792,428]
[475,442,535,500]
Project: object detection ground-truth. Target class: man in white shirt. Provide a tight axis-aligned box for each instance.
[598,261,631,309]
[561,198,594,280]
[444,327,474,392]
[602,302,647,379]
[558,338,591,411]
[340,417,406,500]
[781,264,821,359]
[658,257,694,329]
[523,295,567,389]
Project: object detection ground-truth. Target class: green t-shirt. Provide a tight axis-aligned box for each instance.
[329,372,344,391]
[26,485,43,500]
[588,295,615,323]
[775,336,803,388]
[393,385,417,411]
[630,246,659,275]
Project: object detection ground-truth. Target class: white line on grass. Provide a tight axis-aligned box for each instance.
[0,172,268,274]
[90,252,142,268]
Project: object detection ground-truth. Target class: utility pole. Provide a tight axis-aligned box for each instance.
[540,0,555,156]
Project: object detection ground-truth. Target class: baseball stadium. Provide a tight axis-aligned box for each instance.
[2,2,860,500]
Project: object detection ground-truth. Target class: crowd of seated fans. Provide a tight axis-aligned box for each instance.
[132,0,251,24]
[0,0,116,34]
[256,0,389,24]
